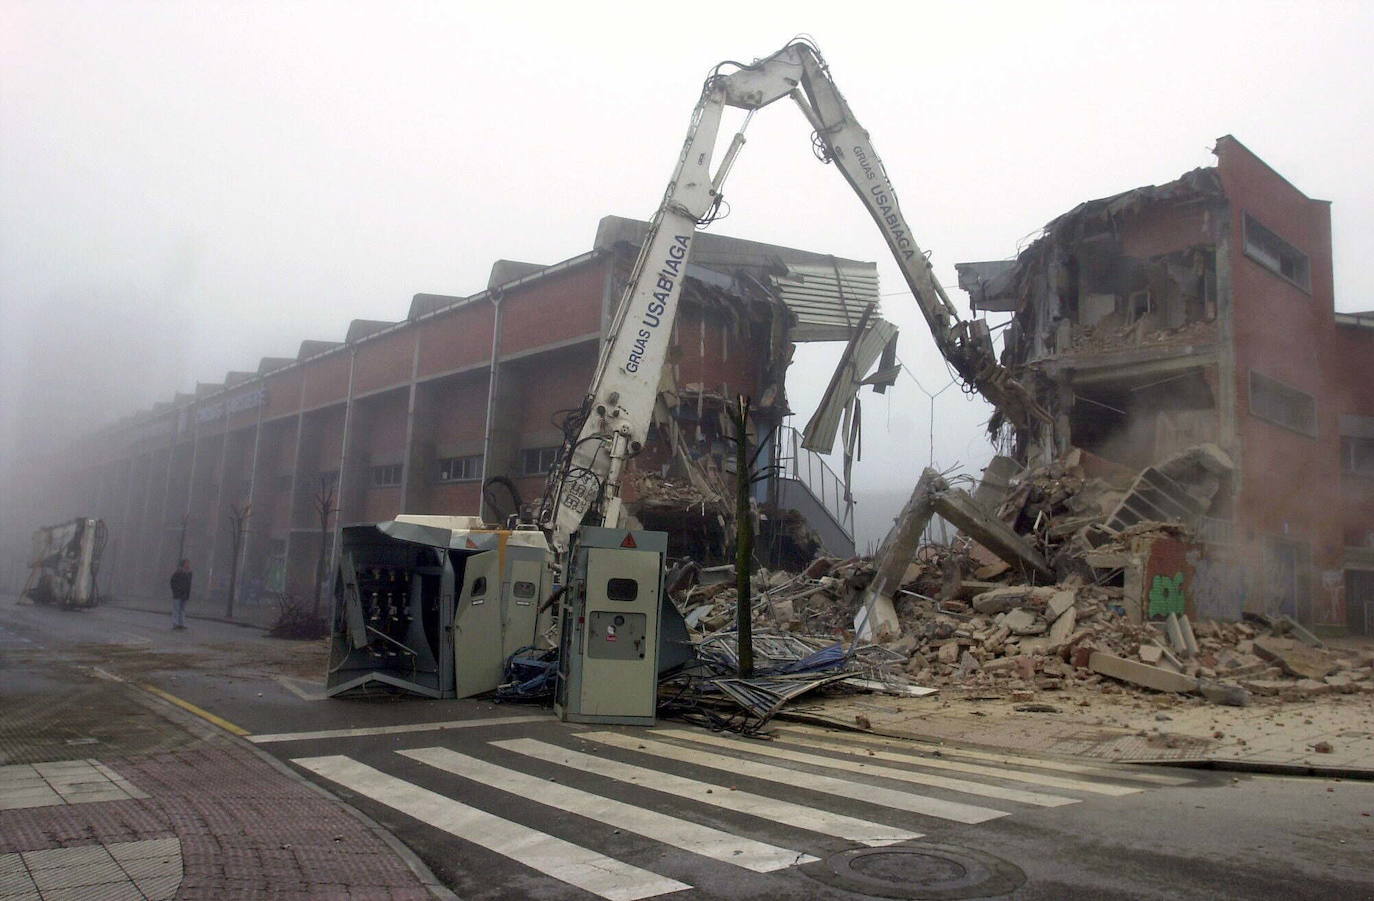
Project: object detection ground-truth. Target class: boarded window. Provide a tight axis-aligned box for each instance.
[438,454,483,483]
[1243,213,1310,291]
[1249,371,1316,437]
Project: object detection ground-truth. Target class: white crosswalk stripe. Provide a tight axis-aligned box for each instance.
[650,728,1080,806]
[400,746,817,872]
[763,728,1150,795]
[776,725,1196,786]
[294,726,1191,899]
[292,754,690,900]
[582,731,1008,824]
[493,737,920,846]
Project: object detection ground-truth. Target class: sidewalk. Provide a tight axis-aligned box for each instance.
[1,655,447,899]
[788,684,1374,777]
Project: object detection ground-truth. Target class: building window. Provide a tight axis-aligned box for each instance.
[370,463,403,487]
[1249,371,1317,437]
[521,446,560,476]
[1243,213,1310,291]
[1343,436,1374,476]
[438,454,483,483]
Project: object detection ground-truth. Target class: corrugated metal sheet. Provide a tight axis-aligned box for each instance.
[770,264,881,342]
[801,318,899,453]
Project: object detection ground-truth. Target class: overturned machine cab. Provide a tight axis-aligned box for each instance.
[326,516,550,699]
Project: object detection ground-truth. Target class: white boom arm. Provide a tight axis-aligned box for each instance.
[540,40,1046,558]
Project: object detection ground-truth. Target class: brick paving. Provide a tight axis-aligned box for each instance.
[1,746,435,899]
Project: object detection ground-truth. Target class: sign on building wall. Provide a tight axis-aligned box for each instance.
[193,387,269,426]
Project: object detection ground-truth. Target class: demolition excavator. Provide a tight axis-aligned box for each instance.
[329,40,1043,722]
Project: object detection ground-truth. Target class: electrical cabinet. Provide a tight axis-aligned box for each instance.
[327,521,455,698]
[555,527,667,725]
[326,518,556,700]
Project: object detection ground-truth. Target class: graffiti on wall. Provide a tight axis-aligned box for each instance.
[1141,537,1245,621]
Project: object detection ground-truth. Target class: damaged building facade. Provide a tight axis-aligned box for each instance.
[3,216,886,605]
[958,136,1374,632]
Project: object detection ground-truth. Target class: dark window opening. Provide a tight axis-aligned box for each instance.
[470,576,487,597]
[371,463,403,487]
[521,446,560,476]
[512,580,537,598]
[1243,213,1310,291]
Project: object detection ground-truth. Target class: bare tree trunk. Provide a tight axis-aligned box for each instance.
[225,504,250,619]
[312,479,337,618]
[730,396,754,679]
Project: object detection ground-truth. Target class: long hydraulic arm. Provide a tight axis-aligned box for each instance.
[540,40,1046,558]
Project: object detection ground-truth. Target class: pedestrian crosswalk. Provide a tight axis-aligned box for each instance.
[292,724,1194,900]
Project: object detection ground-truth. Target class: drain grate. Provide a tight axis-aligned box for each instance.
[810,842,1026,900]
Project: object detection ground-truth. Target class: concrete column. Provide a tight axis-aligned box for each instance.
[325,351,358,600]
[479,293,505,522]
[232,397,267,610]
[151,412,183,587]
[399,330,424,513]
[204,427,231,605]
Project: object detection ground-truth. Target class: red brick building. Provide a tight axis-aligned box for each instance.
[4,217,874,607]
[961,136,1374,631]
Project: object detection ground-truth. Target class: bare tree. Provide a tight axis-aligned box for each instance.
[225,503,251,619]
[723,395,779,679]
[312,476,338,617]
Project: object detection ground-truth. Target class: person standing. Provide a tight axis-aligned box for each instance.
[169,559,192,630]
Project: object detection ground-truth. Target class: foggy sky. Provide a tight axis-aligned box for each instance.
[4,1,1372,545]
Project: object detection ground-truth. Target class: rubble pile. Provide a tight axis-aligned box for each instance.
[667,440,1371,712]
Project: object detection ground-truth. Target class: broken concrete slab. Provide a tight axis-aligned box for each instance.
[1253,636,1339,680]
[932,488,1054,580]
[1089,651,1198,693]
[972,586,1036,615]
[1197,679,1251,707]
[1046,589,1076,621]
[856,469,940,642]
[1138,644,1163,665]
[1272,614,1325,649]
[1002,608,1045,636]
[1048,606,1077,646]
[1165,613,1188,656]
[1178,614,1200,656]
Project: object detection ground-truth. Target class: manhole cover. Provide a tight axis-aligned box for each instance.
[807,842,1025,900]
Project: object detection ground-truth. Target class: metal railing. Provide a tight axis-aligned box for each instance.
[773,425,854,539]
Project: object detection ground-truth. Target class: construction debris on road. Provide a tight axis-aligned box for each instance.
[659,441,1374,733]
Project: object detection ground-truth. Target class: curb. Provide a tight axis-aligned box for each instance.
[102,599,269,631]
[777,710,1374,781]
[107,670,458,900]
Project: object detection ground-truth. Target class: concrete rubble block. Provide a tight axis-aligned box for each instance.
[1291,679,1332,697]
[1089,651,1198,693]
[1239,679,1292,696]
[1019,636,1054,656]
[1323,673,1356,692]
[1048,606,1077,646]
[930,488,1054,579]
[1046,589,1077,621]
[972,586,1036,615]
[769,598,799,627]
[1138,644,1163,664]
[1272,614,1325,648]
[1253,636,1339,680]
[1197,679,1251,707]
[1178,614,1200,656]
[1165,613,1188,656]
[937,641,960,665]
[1002,608,1045,635]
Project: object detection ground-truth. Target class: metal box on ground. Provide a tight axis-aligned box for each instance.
[327,521,455,698]
[555,527,667,726]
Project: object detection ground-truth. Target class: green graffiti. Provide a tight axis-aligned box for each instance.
[1148,572,1187,616]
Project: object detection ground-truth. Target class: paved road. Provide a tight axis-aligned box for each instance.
[5,599,1374,900]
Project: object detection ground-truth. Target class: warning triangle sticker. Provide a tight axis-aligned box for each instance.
[620,532,637,548]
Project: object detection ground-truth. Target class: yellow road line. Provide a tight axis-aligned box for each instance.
[139,683,251,737]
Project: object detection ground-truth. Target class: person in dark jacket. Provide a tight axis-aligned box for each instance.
[169,559,192,630]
